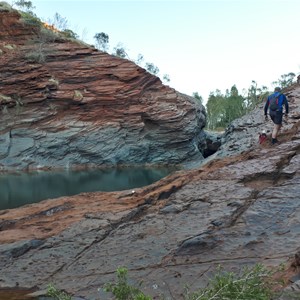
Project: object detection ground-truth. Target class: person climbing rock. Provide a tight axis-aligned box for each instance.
[264,87,289,145]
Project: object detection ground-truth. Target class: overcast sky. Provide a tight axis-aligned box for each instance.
[10,0,300,103]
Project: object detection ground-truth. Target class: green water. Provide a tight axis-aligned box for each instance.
[0,167,178,210]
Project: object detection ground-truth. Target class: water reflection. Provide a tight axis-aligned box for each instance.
[0,167,177,210]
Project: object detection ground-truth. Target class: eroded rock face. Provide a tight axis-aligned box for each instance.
[1,4,300,300]
[0,85,300,299]
[0,6,206,170]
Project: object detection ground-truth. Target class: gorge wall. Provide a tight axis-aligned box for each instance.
[1,3,300,300]
[0,84,300,299]
[0,3,206,171]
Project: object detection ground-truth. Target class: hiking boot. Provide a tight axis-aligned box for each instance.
[272,138,278,145]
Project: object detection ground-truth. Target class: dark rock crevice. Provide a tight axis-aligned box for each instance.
[198,130,223,158]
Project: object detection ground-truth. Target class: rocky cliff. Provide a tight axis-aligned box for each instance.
[0,3,206,171]
[0,2,300,300]
[0,83,300,299]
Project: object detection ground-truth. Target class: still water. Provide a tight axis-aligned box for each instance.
[0,167,178,210]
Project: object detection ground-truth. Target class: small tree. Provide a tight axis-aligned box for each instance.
[206,86,247,130]
[112,43,128,58]
[13,0,35,11]
[185,264,273,300]
[47,12,68,31]
[13,0,38,25]
[272,72,296,89]
[47,283,71,300]
[103,267,152,300]
[145,62,159,75]
[62,29,79,39]
[162,74,170,83]
[246,80,268,110]
[136,53,144,65]
[94,32,109,52]
[192,92,203,104]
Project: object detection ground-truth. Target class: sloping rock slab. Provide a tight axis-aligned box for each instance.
[0,121,300,299]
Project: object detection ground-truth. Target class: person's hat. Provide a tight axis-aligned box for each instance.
[275,87,281,92]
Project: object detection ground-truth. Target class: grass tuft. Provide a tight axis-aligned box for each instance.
[185,264,273,300]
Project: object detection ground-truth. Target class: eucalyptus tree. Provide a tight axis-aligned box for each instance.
[162,74,170,83]
[50,12,68,31]
[272,72,296,89]
[192,92,203,104]
[145,62,159,76]
[94,32,109,52]
[246,81,268,110]
[206,86,246,130]
[224,85,246,124]
[135,53,144,65]
[13,0,34,10]
[144,62,170,83]
[112,43,128,58]
[206,90,225,130]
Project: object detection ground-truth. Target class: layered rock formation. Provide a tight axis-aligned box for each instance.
[0,3,206,171]
[0,84,300,299]
[0,2,300,300]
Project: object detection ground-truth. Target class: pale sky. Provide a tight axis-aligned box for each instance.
[10,0,300,103]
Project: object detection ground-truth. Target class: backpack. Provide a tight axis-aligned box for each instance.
[269,94,280,111]
[259,132,267,144]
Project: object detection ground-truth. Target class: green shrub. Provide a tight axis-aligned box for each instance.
[24,50,45,63]
[20,11,42,27]
[0,2,13,11]
[47,283,72,300]
[61,29,79,39]
[185,264,273,300]
[44,264,279,300]
[38,26,60,42]
[103,267,152,300]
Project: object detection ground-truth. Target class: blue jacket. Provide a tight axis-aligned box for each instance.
[264,92,289,115]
